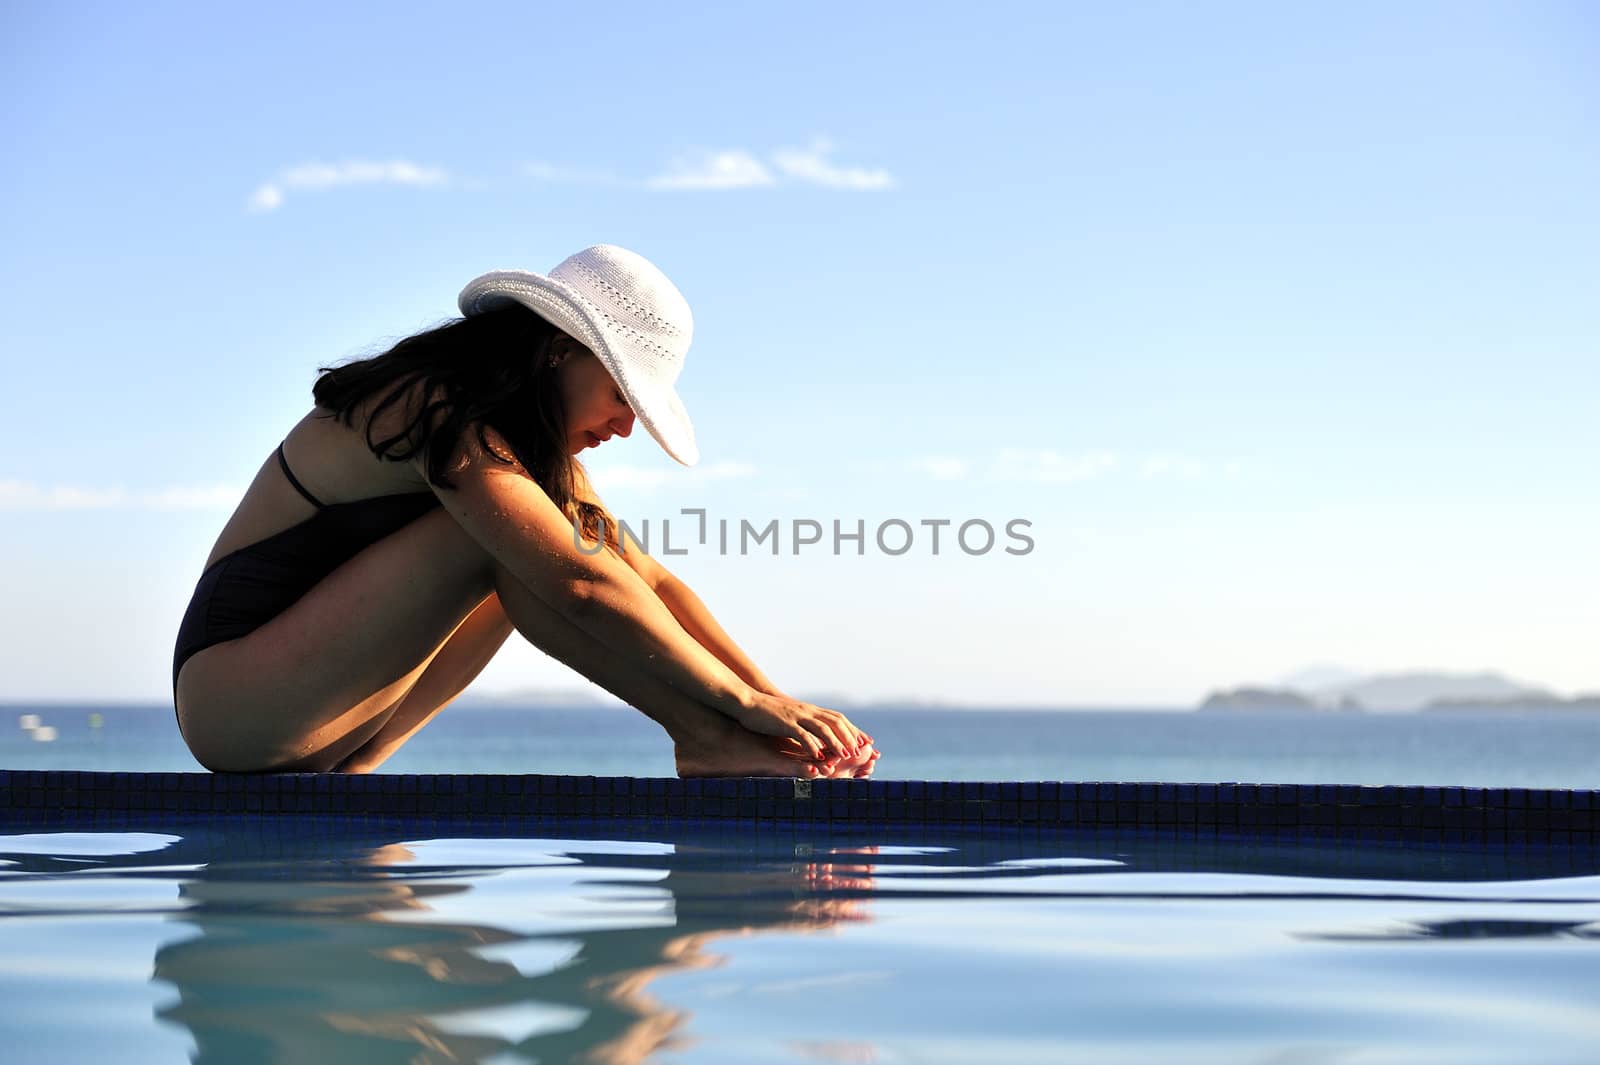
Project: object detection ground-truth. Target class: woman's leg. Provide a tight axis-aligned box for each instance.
[331,591,514,772]
[339,561,832,777]
[177,507,849,776]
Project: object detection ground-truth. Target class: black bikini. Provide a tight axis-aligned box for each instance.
[171,442,441,696]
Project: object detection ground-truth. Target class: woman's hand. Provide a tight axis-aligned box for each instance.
[732,691,873,761]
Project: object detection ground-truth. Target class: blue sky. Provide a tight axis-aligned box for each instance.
[2,1,1596,705]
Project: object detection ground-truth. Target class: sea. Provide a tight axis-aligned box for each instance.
[5,703,1600,1064]
[4,702,1598,786]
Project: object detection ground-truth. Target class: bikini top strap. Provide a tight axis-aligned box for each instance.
[275,442,326,509]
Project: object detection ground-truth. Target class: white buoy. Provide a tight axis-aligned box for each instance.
[19,714,40,730]
[31,726,57,742]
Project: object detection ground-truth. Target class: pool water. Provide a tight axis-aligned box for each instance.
[2,818,1597,1064]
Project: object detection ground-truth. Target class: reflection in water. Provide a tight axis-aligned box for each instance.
[142,831,879,1065]
[1299,917,1600,942]
[1,818,1597,1064]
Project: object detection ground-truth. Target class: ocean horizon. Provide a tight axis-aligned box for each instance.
[4,702,1597,788]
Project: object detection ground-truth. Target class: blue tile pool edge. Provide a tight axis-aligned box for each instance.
[0,770,1595,846]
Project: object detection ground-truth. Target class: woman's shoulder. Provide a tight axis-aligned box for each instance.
[287,403,431,499]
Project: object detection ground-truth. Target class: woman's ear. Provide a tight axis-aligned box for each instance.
[546,334,574,370]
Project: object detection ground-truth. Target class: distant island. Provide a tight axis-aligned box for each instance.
[1199,687,1363,712]
[1199,669,1600,713]
[1418,694,1600,713]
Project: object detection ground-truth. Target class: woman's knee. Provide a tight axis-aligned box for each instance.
[376,506,499,604]
[489,560,574,631]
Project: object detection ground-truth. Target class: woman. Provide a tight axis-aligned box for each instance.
[172,244,878,778]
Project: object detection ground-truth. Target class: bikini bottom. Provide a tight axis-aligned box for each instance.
[171,492,442,700]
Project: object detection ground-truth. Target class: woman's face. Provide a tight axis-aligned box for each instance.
[554,338,635,454]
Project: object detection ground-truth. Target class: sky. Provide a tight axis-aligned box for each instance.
[1,1,1596,707]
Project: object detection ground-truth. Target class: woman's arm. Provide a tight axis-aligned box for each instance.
[577,468,787,697]
[426,426,861,758]
[653,574,786,695]
[616,533,786,697]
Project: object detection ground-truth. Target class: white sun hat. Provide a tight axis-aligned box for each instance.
[458,244,699,466]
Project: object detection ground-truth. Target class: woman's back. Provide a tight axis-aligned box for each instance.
[199,388,437,573]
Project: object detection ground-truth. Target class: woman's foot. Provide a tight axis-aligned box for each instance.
[824,744,880,778]
[674,718,881,779]
[675,716,823,778]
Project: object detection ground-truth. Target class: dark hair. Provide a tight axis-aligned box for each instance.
[312,304,618,549]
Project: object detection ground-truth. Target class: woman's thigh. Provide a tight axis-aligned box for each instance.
[175,506,498,771]
[333,591,514,773]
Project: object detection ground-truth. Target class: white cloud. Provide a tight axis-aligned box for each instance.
[0,480,242,511]
[248,158,450,212]
[251,142,892,210]
[645,150,777,190]
[280,159,448,190]
[773,137,895,190]
[537,137,893,192]
[249,184,284,212]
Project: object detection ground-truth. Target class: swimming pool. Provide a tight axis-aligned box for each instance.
[3,776,1598,1064]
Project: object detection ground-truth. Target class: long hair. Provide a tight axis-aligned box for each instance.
[311,304,619,550]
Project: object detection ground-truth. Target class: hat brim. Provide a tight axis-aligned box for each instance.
[458,270,699,467]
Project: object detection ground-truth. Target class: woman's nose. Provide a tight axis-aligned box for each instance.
[613,411,634,437]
